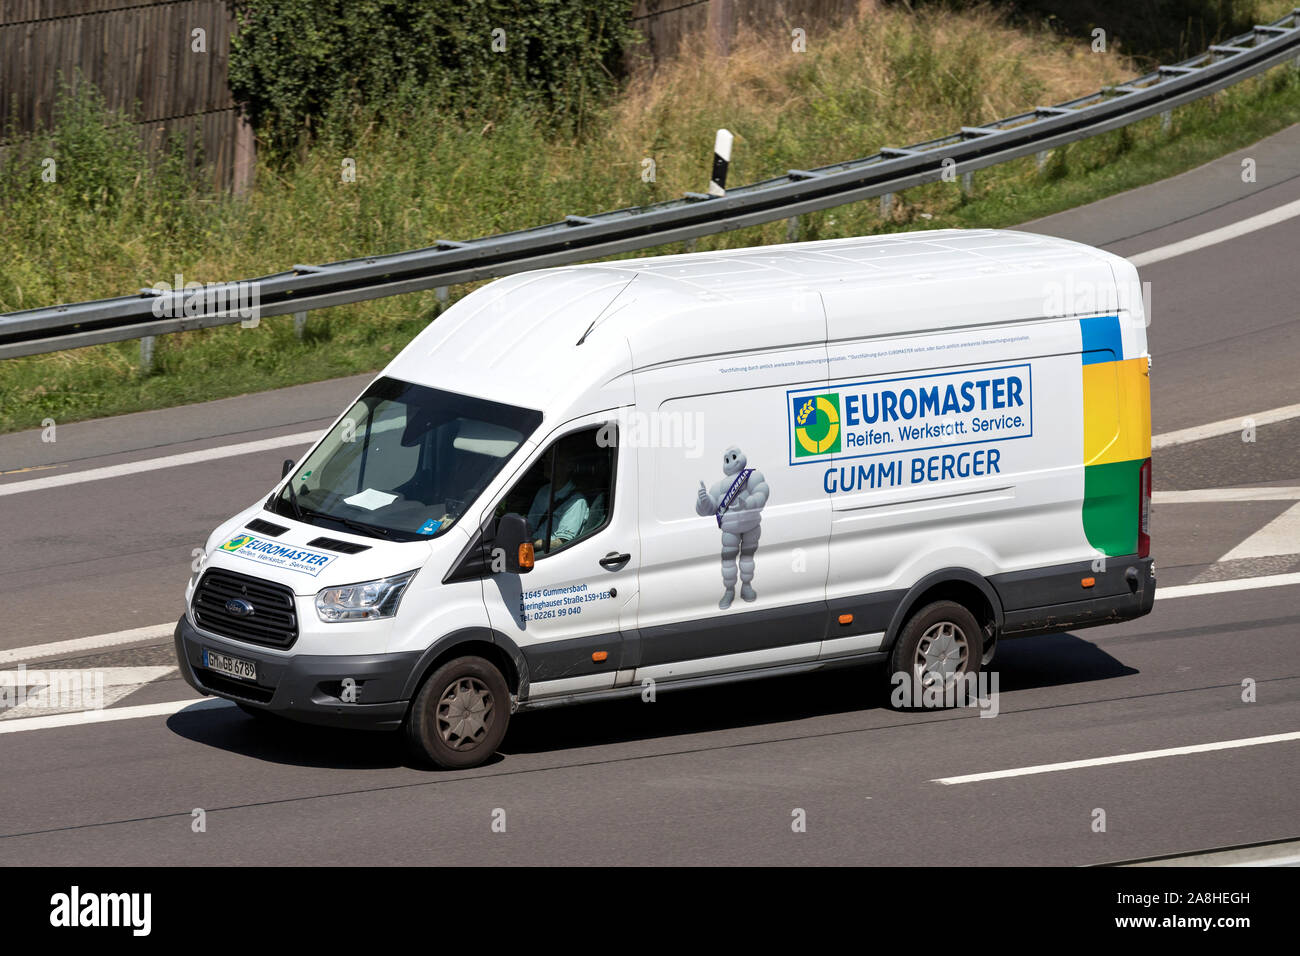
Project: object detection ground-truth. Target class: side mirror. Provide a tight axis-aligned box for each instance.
[494,513,534,574]
[281,459,295,479]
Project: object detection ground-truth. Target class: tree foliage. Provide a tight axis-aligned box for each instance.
[229,0,635,158]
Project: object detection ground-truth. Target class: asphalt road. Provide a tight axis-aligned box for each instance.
[1,125,1298,865]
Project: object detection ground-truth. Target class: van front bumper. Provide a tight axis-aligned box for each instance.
[174,615,419,730]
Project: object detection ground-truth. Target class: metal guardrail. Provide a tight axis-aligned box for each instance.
[5,10,1300,360]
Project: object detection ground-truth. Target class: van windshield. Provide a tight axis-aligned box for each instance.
[269,377,542,541]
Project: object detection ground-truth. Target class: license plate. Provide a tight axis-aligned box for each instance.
[202,648,257,682]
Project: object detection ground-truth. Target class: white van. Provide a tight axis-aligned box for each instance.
[175,229,1155,768]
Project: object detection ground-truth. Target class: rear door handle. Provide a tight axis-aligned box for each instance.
[599,551,631,570]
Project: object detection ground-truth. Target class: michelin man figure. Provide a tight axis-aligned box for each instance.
[696,445,770,609]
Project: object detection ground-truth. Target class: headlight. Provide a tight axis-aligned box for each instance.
[315,570,418,622]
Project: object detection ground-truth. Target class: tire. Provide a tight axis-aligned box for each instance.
[405,656,511,769]
[887,599,982,710]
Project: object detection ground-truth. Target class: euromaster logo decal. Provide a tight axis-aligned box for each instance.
[792,393,841,457]
[218,533,336,576]
[787,364,1033,467]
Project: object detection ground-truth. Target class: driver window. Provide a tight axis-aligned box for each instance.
[498,425,615,557]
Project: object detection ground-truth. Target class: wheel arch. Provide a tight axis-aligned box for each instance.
[400,627,530,703]
[882,568,1004,658]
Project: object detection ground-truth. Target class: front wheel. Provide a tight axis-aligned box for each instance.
[405,656,511,769]
[887,600,982,709]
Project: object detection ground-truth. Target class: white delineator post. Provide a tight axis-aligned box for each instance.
[708,128,734,198]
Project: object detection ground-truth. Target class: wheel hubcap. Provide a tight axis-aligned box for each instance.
[914,621,970,689]
[436,677,494,750]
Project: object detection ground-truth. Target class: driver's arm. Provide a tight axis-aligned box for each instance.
[547,497,590,549]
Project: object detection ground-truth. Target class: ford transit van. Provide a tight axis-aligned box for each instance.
[174,229,1155,768]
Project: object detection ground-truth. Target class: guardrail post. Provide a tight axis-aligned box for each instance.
[436,286,449,309]
[1160,110,1172,133]
[709,129,733,198]
[293,311,308,339]
[786,216,799,242]
[139,335,155,372]
[1036,150,1049,171]
[880,192,894,217]
[961,171,973,195]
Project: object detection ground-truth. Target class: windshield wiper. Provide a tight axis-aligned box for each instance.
[276,480,397,541]
[300,507,393,539]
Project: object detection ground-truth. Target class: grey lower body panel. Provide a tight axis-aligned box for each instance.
[636,600,827,667]
[991,555,1156,638]
[174,615,418,730]
[517,650,889,711]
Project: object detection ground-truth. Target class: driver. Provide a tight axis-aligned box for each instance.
[526,453,590,552]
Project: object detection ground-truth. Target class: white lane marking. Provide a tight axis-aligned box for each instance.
[2,686,141,720]
[0,697,233,734]
[1128,196,1300,266]
[0,666,180,720]
[1154,486,1300,503]
[1154,572,1300,600]
[0,430,318,497]
[0,623,177,665]
[1152,403,1300,449]
[1,666,176,687]
[933,731,1300,785]
[1227,853,1300,867]
[1219,503,1300,563]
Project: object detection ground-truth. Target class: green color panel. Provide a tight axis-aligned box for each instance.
[1083,459,1144,556]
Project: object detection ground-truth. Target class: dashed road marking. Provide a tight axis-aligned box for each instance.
[0,623,178,665]
[1154,572,1300,600]
[0,430,318,497]
[933,731,1300,785]
[0,697,232,734]
[1128,196,1300,267]
[1151,403,1300,449]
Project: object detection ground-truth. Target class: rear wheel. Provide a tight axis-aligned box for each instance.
[405,656,511,769]
[887,599,982,709]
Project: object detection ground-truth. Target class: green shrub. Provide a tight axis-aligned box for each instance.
[228,0,637,159]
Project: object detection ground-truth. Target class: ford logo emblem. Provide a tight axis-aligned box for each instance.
[225,598,255,618]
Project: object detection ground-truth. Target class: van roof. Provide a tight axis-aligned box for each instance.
[384,229,1134,412]
[581,227,1118,299]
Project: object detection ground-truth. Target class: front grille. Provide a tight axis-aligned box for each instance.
[192,568,299,649]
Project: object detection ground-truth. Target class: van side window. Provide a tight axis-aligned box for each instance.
[498,425,615,557]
